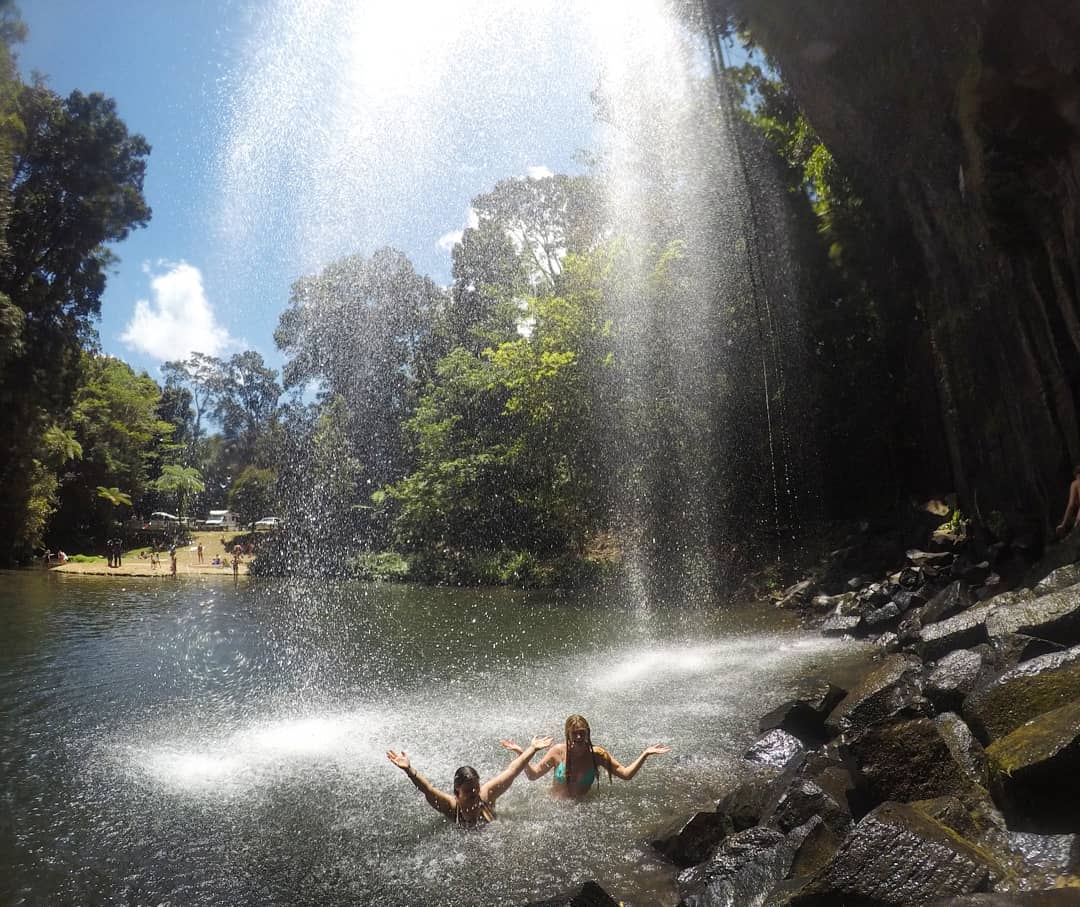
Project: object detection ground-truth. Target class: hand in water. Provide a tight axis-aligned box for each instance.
[644,744,671,756]
[498,739,524,754]
[386,750,411,771]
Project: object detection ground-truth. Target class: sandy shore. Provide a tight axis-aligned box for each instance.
[48,541,251,577]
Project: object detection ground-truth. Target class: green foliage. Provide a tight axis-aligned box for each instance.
[46,354,170,548]
[153,464,205,521]
[227,466,275,531]
[348,550,410,582]
[0,24,151,562]
[387,246,615,559]
[275,248,444,487]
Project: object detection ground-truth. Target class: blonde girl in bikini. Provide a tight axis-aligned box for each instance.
[500,714,670,800]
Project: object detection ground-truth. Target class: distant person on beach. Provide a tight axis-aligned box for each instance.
[500,714,670,800]
[113,539,122,568]
[387,734,553,828]
[232,550,240,577]
[1056,465,1080,538]
[106,539,114,568]
[169,543,177,576]
[197,542,204,564]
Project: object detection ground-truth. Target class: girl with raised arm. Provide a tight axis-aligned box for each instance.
[387,734,553,828]
[500,714,670,800]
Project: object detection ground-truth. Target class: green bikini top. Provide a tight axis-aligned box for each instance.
[554,759,596,787]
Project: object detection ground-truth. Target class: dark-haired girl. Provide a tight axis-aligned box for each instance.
[387,734,553,828]
[500,714,670,800]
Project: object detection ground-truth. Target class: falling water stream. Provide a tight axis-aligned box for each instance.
[0,572,870,904]
[0,2,840,904]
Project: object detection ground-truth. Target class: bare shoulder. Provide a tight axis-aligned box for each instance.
[547,742,568,761]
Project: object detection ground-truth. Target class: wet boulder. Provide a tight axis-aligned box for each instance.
[824,655,929,737]
[908,549,955,568]
[985,588,1080,648]
[986,698,1080,833]
[930,893,1080,906]
[963,645,1080,742]
[846,718,977,808]
[820,612,862,636]
[892,588,928,613]
[744,729,806,773]
[762,770,855,840]
[985,587,1035,610]
[758,682,847,747]
[922,581,976,625]
[991,633,1064,669]
[857,583,889,609]
[1033,562,1080,597]
[776,579,815,610]
[917,602,998,660]
[933,713,989,788]
[926,649,988,712]
[654,808,736,868]
[864,601,902,630]
[656,762,796,865]
[785,802,996,905]
[812,591,856,615]
[997,830,1080,889]
[676,821,817,907]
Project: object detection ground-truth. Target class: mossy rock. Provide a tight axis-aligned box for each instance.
[964,646,1080,742]
[986,698,1080,833]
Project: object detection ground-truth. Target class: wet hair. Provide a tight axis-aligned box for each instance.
[452,765,480,793]
[564,714,610,786]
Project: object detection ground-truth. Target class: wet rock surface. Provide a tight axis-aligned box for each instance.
[964,646,1080,742]
[785,802,996,905]
[757,682,847,746]
[986,698,1080,833]
[643,522,1080,907]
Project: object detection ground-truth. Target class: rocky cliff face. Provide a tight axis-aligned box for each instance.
[708,0,1080,537]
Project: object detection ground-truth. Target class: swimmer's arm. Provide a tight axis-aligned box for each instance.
[484,735,554,801]
[498,738,558,780]
[387,750,455,818]
[1059,481,1080,532]
[597,743,671,781]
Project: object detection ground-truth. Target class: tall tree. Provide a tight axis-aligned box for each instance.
[49,354,170,549]
[212,350,281,469]
[275,247,444,487]
[0,63,151,561]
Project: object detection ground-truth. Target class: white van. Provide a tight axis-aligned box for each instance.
[203,509,240,531]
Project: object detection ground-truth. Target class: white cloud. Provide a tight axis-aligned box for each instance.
[120,262,237,362]
[435,206,480,254]
[526,164,553,180]
[436,229,463,252]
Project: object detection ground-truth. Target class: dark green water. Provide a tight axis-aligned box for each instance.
[0,570,870,905]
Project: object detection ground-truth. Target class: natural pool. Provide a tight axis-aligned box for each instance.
[0,571,871,905]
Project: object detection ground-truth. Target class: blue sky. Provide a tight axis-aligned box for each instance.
[18,1,613,378]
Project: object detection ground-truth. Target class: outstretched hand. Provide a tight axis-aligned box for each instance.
[644,744,671,757]
[530,734,554,750]
[386,749,411,771]
[499,738,524,755]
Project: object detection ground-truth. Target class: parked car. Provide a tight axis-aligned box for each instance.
[253,516,281,530]
[144,511,180,530]
[203,509,240,531]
